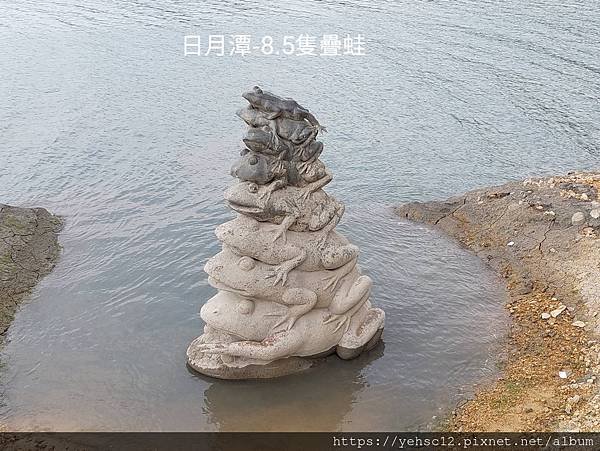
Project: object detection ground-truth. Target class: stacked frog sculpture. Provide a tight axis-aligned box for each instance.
[186,87,386,379]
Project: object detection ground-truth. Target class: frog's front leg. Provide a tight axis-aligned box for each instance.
[259,179,286,206]
[299,169,333,202]
[267,213,298,245]
[266,288,318,332]
[316,203,343,248]
[265,248,307,286]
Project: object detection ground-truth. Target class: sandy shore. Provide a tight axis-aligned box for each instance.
[0,204,62,340]
[396,171,600,432]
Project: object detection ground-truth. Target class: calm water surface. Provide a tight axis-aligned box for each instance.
[1,0,599,431]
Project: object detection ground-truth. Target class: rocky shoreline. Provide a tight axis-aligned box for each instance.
[0,204,62,341]
[396,171,600,431]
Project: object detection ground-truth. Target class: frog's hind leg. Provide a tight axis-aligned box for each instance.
[337,307,385,360]
[329,274,373,315]
[316,203,344,248]
[225,330,304,361]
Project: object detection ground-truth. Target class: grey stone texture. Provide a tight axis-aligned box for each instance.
[187,87,385,379]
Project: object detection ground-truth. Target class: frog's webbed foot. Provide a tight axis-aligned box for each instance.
[299,186,312,203]
[271,312,299,333]
[270,224,288,244]
[265,264,293,286]
[316,229,331,249]
[323,313,350,333]
[258,188,273,205]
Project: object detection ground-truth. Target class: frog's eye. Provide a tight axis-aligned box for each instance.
[249,155,258,165]
[248,183,258,194]
[238,256,255,271]
[236,299,255,315]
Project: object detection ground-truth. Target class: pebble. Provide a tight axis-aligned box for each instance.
[571,212,586,226]
[551,305,567,317]
[591,209,600,219]
[507,241,515,246]
[541,312,551,319]
[559,370,569,379]
[573,321,586,328]
[592,201,600,209]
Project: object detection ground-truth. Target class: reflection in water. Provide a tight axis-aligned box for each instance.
[201,344,384,431]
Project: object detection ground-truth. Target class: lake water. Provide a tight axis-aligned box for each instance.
[0,0,598,431]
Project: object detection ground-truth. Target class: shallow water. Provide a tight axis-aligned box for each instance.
[0,0,598,431]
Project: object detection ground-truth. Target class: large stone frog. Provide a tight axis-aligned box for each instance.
[243,126,323,163]
[205,248,372,331]
[190,291,385,364]
[224,181,344,245]
[242,86,324,132]
[237,106,318,145]
[230,149,332,202]
[215,215,359,286]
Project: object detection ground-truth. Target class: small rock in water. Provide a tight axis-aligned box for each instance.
[591,201,600,209]
[591,209,600,219]
[572,321,586,328]
[507,241,515,246]
[571,212,586,226]
[559,370,569,379]
[551,305,567,317]
[541,312,551,319]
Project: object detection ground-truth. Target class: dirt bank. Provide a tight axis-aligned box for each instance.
[0,204,62,339]
[396,171,600,432]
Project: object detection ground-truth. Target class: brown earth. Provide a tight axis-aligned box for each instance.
[396,171,600,432]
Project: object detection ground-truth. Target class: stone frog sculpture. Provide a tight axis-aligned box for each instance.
[215,215,359,286]
[230,149,332,202]
[237,106,318,146]
[186,88,386,380]
[242,86,325,132]
[190,291,385,364]
[224,181,344,244]
[205,248,372,331]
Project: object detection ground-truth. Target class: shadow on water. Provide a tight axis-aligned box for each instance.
[197,343,385,431]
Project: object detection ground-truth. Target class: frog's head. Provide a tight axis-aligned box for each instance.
[204,250,259,297]
[224,181,266,216]
[236,106,257,126]
[230,149,275,185]
[242,127,272,153]
[200,291,256,335]
[241,86,264,105]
